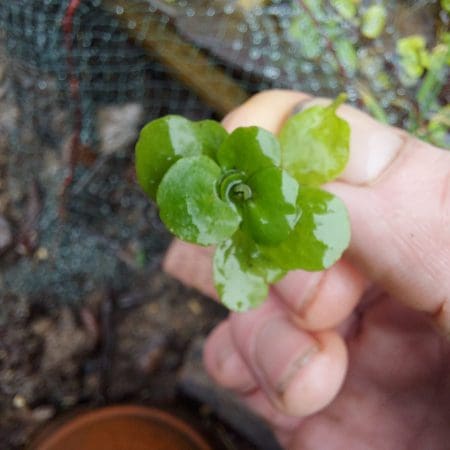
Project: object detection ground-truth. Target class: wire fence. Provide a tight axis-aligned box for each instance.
[0,0,447,304]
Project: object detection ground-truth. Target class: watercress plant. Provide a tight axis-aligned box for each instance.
[135,95,351,311]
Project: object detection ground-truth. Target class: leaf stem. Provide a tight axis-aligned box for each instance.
[330,93,348,111]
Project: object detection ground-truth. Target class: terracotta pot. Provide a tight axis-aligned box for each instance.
[29,405,211,450]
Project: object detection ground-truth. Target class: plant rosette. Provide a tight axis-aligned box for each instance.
[135,95,351,311]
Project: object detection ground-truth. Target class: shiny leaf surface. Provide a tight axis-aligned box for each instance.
[136,115,202,199]
[217,126,281,177]
[135,116,228,200]
[157,156,241,246]
[194,119,229,161]
[260,187,350,271]
[279,95,350,186]
[136,103,352,311]
[240,167,300,245]
[214,232,285,311]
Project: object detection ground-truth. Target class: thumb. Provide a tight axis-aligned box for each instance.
[318,101,450,335]
[224,90,450,335]
[166,90,450,336]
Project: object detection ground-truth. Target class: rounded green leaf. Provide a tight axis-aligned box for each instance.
[213,239,269,311]
[214,240,268,312]
[135,116,228,200]
[157,156,241,246]
[136,115,201,199]
[237,231,287,283]
[217,126,281,176]
[214,232,285,311]
[194,119,228,161]
[240,167,300,245]
[260,187,350,271]
[279,96,350,186]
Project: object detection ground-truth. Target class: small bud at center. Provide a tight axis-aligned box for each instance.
[232,183,252,201]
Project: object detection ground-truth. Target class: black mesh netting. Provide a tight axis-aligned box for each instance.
[0,0,448,304]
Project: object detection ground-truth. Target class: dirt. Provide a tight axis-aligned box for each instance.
[0,46,277,450]
[0,270,244,449]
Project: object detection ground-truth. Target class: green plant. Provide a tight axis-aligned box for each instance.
[287,1,449,149]
[135,95,351,311]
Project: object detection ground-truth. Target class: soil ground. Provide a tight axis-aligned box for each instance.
[0,47,279,450]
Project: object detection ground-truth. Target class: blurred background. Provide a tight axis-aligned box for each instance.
[0,1,448,448]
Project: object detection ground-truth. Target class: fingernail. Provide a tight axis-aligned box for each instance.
[291,99,404,185]
[255,317,318,395]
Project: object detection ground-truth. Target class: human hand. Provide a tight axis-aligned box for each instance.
[164,90,450,449]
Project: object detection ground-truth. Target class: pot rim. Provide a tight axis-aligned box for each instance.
[29,404,211,450]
